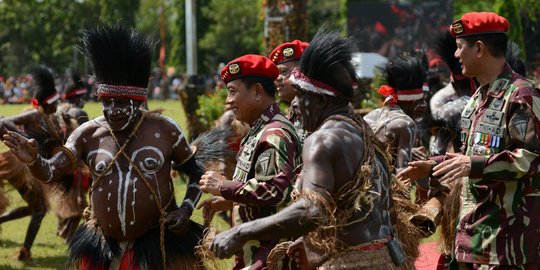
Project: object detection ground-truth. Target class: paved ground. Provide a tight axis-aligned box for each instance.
[415,242,444,270]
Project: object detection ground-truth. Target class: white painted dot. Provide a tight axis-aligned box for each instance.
[154,133,160,138]
[109,180,112,184]
[130,221,135,225]
[107,207,110,212]
[171,132,177,136]
[99,138,104,143]
[108,224,112,228]
[82,138,87,143]
[131,201,135,206]
[98,187,103,192]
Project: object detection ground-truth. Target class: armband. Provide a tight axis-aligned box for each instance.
[56,146,78,172]
[181,199,194,212]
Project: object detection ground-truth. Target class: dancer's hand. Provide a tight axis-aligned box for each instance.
[3,131,38,163]
[210,225,245,259]
[286,237,326,270]
[396,160,434,185]
[199,171,226,196]
[165,205,192,235]
[197,197,233,226]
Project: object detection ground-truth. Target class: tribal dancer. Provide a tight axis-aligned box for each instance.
[3,23,218,269]
[206,29,420,270]
[0,66,64,261]
[53,72,91,242]
[363,51,427,172]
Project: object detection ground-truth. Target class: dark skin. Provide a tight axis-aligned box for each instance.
[210,90,371,269]
[3,96,200,241]
[0,102,59,259]
[363,108,415,173]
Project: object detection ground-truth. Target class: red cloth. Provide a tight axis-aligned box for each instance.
[80,248,147,270]
[73,169,91,190]
[269,40,309,64]
[377,85,398,105]
[450,12,509,38]
[220,54,279,84]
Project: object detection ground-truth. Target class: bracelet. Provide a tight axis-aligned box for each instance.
[181,200,194,212]
[56,146,78,172]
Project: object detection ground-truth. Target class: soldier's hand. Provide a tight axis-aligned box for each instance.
[210,225,244,259]
[396,160,434,185]
[165,205,192,236]
[433,152,471,183]
[199,171,226,196]
[3,131,39,163]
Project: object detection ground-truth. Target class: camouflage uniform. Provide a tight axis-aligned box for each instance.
[219,103,301,270]
[455,64,540,266]
[288,109,308,146]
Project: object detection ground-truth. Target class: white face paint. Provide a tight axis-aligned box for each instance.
[101,98,139,131]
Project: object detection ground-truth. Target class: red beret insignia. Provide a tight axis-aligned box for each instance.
[228,63,240,75]
[221,54,279,84]
[450,12,509,38]
[269,40,309,64]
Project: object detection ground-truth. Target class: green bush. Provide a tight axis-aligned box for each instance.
[196,88,228,129]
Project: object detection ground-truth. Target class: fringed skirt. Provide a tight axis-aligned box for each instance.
[68,220,205,269]
[319,246,400,270]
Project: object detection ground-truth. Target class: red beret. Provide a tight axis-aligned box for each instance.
[269,40,309,64]
[450,12,509,38]
[221,54,279,84]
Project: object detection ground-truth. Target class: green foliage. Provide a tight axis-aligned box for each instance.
[99,0,140,26]
[0,0,100,74]
[199,0,263,71]
[307,0,348,37]
[195,88,227,129]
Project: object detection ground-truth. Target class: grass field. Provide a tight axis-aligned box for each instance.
[0,100,232,269]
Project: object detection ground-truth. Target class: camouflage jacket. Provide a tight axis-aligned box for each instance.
[455,64,540,265]
[220,103,301,270]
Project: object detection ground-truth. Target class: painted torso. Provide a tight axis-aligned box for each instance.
[66,113,191,241]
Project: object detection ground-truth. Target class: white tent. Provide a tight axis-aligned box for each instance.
[351,52,388,79]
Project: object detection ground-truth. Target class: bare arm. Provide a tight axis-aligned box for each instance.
[3,127,82,184]
[210,132,337,258]
[390,120,416,172]
[0,110,37,137]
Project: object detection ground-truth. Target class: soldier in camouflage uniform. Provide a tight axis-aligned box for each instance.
[398,12,540,269]
[199,54,302,270]
[269,40,309,144]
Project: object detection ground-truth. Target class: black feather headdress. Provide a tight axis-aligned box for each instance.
[381,51,427,91]
[298,28,358,98]
[506,41,526,77]
[79,23,154,88]
[31,66,58,105]
[63,71,86,97]
[435,31,461,76]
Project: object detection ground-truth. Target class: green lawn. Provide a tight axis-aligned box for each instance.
[0,100,232,269]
